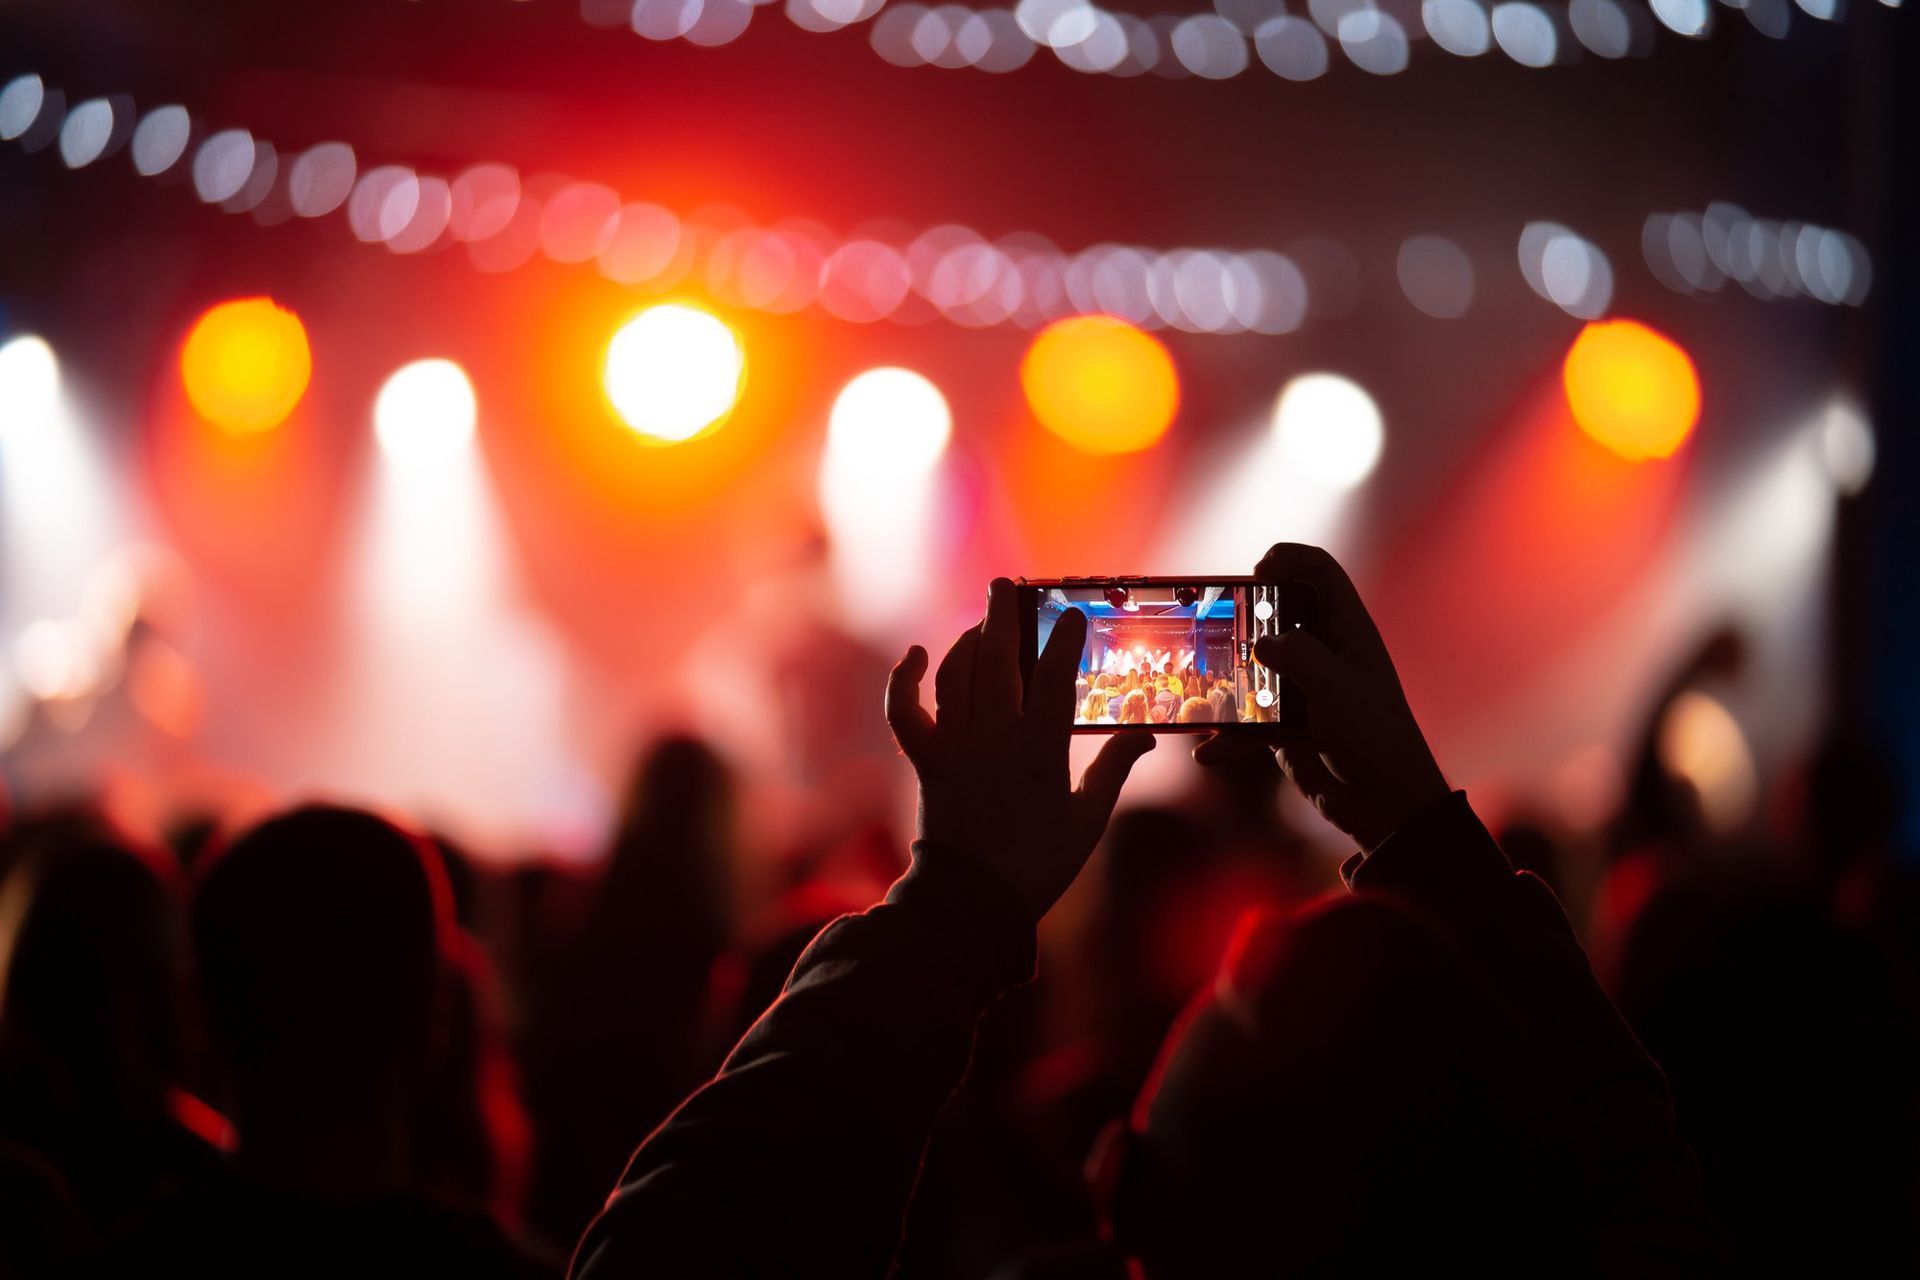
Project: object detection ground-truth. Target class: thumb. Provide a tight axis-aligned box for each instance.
[1071,732,1156,849]
[1252,628,1347,708]
[885,645,934,766]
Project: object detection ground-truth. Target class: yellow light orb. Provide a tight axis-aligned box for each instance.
[603,303,745,444]
[1562,318,1700,461]
[179,297,313,434]
[1020,315,1179,455]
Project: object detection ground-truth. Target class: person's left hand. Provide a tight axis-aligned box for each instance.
[886,578,1156,920]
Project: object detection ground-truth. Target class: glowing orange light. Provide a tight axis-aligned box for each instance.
[1562,318,1700,461]
[1020,315,1179,455]
[179,297,312,434]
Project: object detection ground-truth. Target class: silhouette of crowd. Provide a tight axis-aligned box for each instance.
[1,544,1914,1277]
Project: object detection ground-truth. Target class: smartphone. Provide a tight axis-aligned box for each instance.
[1017,577,1315,733]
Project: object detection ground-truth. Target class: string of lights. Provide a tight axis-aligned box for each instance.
[583,0,1876,82]
[0,69,1871,336]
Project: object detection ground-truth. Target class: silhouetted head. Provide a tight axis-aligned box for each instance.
[0,812,179,1096]
[191,805,451,1113]
[1803,731,1901,875]
[604,735,736,939]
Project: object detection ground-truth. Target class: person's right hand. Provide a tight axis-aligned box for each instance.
[1197,543,1448,851]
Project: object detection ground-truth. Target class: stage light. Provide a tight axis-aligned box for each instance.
[1253,597,1274,621]
[179,298,312,434]
[1272,372,1384,490]
[58,97,117,168]
[1819,399,1874,496]
[603,304,745,444]
[0,335,60,434]
[1658,690,1755,835]
[1021,315,1178,455]
[817,366,952,637]
[826,368,951,479]
[131,105,192,177]
[1562,319,1700,462]
[1105,586,1131,610]
[1174,586,1199,608]
[375,360,478,467]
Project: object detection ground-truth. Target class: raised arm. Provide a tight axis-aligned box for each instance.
[571,580,1151,1278]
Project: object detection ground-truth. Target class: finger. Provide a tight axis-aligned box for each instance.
[974,577,1023,728]
[1252,543,1379,655]
[1192,730,1280,768]
[1252,628,1348,706]
[884,645,935,766]
[934,627,980,733]
[1275,736,1364,834]
[1028,605,1087,727]
[1071,732,1157,850]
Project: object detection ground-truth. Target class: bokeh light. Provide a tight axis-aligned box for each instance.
[0,335,61,435]
[375,360,478,467]
[1658,690,1757,836]
[58,97,118,168]
[178,297,313,434]
[826,367,952,480]
[1819,399,1875,496]
[1272,372,1384,490]
[130,105,192,177]
[820,368,952,637]
[1020,314,1179,455]
[1396,234,1475,318]
[603,303,746,444]
[1562,319,1701,461]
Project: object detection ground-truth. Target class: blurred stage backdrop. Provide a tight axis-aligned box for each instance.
[0,0,1911,859]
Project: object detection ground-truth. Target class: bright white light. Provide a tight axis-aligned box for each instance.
[131,105,191,176]
[826,368,952,479]
[604,305,745,443]
[0,346,120,651]
[1170,14,1251,77]
[1819,400,1875,496]
[0,335,60,435]
[1253,597,1275,621]
[1254,15,1330,78]
[819,368,952,639]
[58,98,116,168]
[375,360,478,468]
[1649,0,1711,35]
[1423,0,1492,55]
[192,129,256,203]
[0,75,45,141]
[1491,2,1557,65]
[1520,222,1613,318]
[1254,687,1275,707]
[288,142,357,217]
[1338,9,1410,74]
[1273,373,1384,491]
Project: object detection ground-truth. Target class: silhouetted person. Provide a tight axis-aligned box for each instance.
[118,804,551,1278]
[0,811,220,1261]
[570,549,1715,1277]
[522,736,737,1245]
[1616,861,1920,1271]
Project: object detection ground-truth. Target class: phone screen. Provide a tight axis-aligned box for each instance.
[1018,578,1313,733]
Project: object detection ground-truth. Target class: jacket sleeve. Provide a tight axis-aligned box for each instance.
[1342,791,1722,1268]
[568,843,1037,1280]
